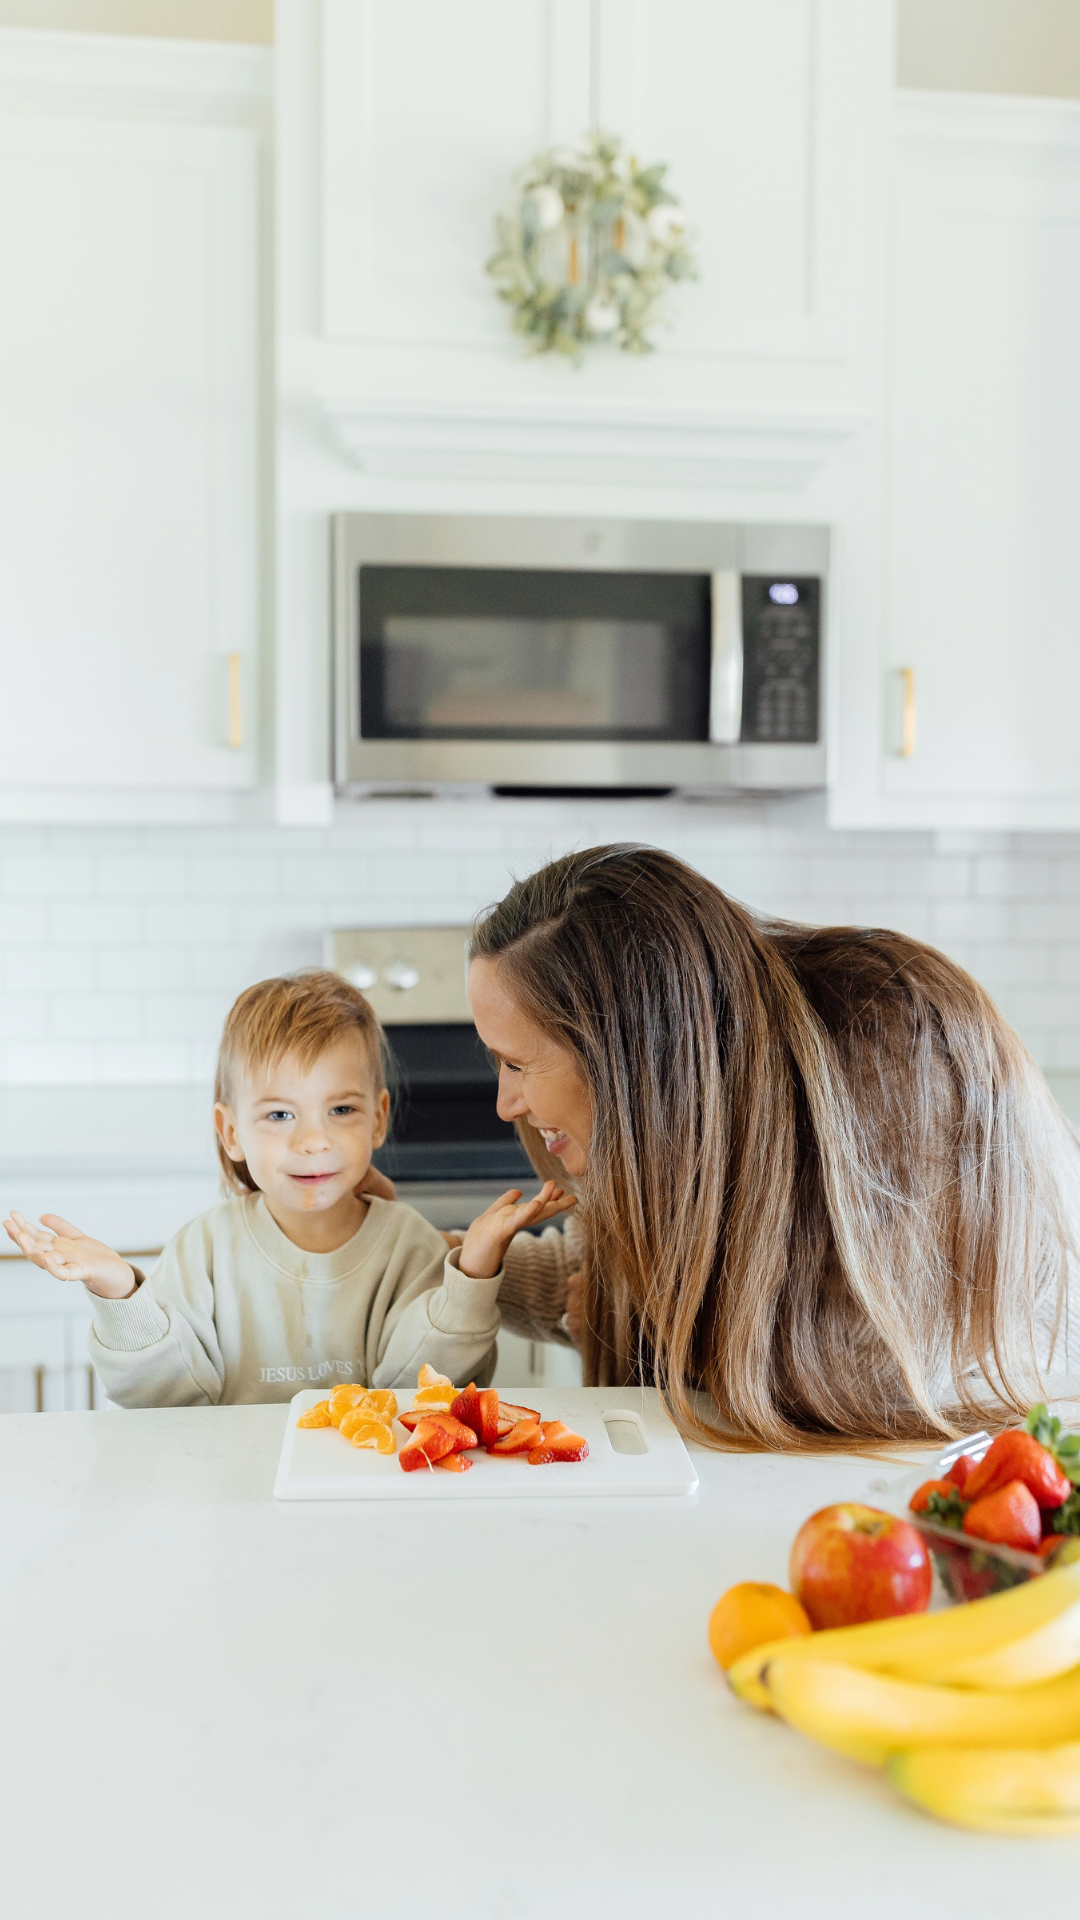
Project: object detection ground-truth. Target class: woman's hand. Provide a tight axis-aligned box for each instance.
[2,1210,138,1299]
[458,1180,575,1281]
[355,1165,397,1204]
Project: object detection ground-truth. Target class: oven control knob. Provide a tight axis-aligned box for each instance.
[347,961,378,991]
[384,958,421,992]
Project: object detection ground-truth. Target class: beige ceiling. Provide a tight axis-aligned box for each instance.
[1,0,1079,97]
[0,0,270,41]
[899,0,1080,96]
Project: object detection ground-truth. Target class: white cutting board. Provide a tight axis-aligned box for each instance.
[274,1386,699,1501]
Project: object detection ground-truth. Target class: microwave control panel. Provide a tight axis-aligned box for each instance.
[740,576,821,745]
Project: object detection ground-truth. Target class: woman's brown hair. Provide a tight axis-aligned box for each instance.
[471,845,1076,1450]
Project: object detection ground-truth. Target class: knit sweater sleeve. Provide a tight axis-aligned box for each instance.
[496,1212,582,1347]
[86,1214,226,1408]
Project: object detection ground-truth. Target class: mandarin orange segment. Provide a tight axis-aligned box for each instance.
[296,1400,332,1429]
[413,1365,458,1409]
[328,1383,371,1427]
[339,1406,390,1442]
[417,1364,454,1391]
[361,1389,398,1422]
[345,1418,396,1454]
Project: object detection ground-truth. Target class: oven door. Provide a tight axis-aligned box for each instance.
[333,513,828,792]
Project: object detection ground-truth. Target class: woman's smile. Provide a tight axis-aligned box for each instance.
[536,1126,570,1156]
[468,956,593,1180]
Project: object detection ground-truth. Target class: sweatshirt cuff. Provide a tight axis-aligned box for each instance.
[91,1278,171,1353]
[431,1248,503,1336]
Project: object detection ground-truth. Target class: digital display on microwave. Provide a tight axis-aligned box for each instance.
[358,565,712,742]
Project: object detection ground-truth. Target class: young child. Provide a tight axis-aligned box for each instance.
[2,969,570,1407]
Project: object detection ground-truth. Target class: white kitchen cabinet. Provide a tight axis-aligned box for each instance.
[874,94,1080,829]
[0,32,268,819]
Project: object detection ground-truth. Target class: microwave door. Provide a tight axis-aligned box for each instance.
[708,571,742,744]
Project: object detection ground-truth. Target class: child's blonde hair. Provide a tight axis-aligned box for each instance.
[214,969,387,1194]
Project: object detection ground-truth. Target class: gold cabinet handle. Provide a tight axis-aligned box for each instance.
[228,652,243,751]
[898,666,917,758]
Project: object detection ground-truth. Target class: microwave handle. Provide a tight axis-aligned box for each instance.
[708,571,743,744]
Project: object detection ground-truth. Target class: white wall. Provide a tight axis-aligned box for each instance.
[1,808,1078,1100]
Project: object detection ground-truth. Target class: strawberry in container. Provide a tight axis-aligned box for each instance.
[904,1404,1080,1601]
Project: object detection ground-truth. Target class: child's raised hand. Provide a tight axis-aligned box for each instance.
[2,1210,138,1299]
[457,1180,575,1281]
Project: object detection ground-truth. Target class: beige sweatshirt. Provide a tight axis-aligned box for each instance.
[88,1193,503,1408]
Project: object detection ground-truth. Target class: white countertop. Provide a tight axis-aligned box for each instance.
[3,1395,1078,1918]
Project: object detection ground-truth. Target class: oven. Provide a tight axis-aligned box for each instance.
[332,512,828,794]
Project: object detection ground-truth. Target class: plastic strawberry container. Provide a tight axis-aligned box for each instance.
[875,1432,1052,1604]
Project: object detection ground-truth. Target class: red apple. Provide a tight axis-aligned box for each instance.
[789,1502,932,1630]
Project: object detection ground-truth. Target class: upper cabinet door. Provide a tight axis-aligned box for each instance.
[881,97,1080,827]
[0,54,264,798]
[315,0,889,408]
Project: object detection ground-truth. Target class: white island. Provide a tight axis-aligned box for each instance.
[1,1395,1076,1918]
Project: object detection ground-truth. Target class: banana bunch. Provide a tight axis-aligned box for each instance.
[728,1543,1080,1833]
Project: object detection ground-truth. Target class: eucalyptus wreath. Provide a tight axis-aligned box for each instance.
[486,129,696,362]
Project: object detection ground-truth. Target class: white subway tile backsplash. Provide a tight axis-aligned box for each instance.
[891,856,971,898]
[45,901,141,947]
[4,947,98,993]
[97,855,189,899]
[973,857,1053,898]
[143,993,232,1042]
[1051,947,1080,988]
[2,854,94,898]
[52,995,141,1041]
[1012,901,1080,941]
[93,1042,192,1084]
[0,903,48,946]
[1047,1031,1080,1072]
[94,946,187,992]
[6,1042,100,1084]
[3,811,1080,1088]
[0,996,46,1041]
[143,901,234,947]
[195,855,279,899]
[970,944,1051,988]
[932,901,1012,942]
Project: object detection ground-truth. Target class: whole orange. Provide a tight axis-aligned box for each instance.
[707,1581,813,1671]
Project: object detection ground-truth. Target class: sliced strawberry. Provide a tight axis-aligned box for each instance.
[450,1383,483,1433]
[399,1409,476,1449]
[527,1420,589,1466]
[399,1419,456,1472]
[488,1420,545,1456]
[495,1399,541,1436]
[473,1388,501,1448]
[435,1451,472,1472]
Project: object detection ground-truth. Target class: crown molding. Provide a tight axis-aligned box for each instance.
[0,27,270,125]
[320,394,864,492]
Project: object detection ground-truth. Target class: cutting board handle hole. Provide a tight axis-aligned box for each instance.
[603,1411,649,1455]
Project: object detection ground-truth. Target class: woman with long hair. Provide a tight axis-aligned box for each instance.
[477,843,1080,1450]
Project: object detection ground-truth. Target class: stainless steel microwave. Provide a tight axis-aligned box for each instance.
[332,513,828,794]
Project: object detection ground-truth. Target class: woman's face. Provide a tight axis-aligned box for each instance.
[468,956,593,1179]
